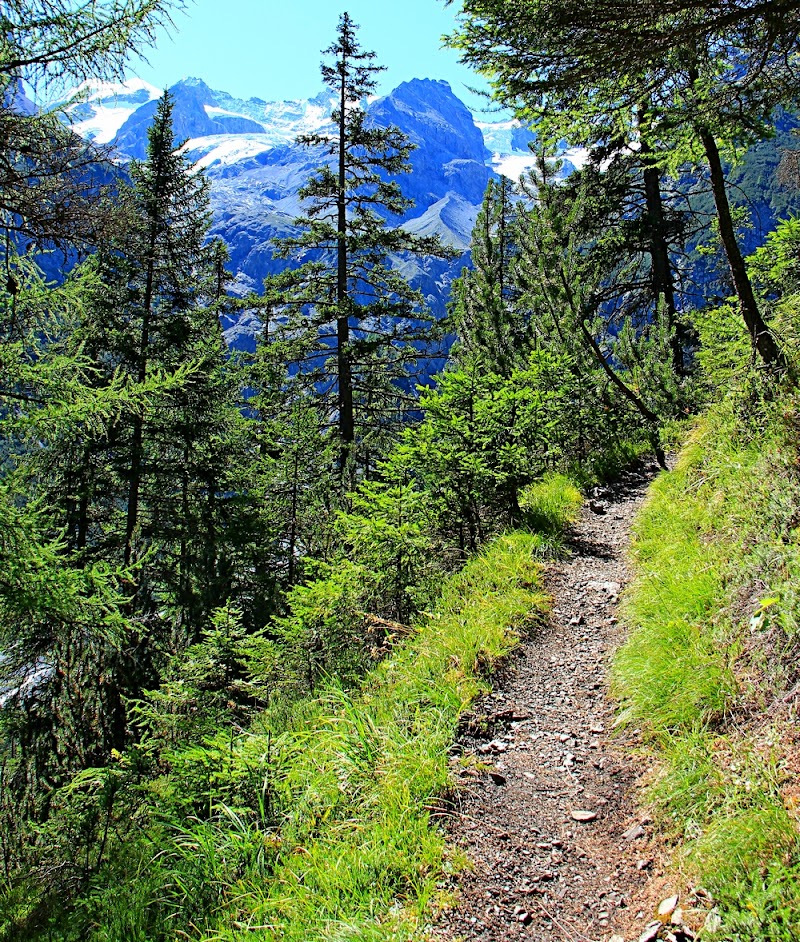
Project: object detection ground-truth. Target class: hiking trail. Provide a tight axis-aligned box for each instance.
[434,461,669,942]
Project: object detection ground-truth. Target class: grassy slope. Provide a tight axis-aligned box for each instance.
[613,391,800,940]
[145,477,580,942]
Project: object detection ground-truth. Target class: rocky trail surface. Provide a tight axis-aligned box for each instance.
[434,461,681,942]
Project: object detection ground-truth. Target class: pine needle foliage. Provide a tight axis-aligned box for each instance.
[264,13,454,472]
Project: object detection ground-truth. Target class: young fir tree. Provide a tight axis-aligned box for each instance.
[265,12,452,474]
[234,334,341,616]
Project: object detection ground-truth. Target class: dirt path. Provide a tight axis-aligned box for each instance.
[434,462,664,942]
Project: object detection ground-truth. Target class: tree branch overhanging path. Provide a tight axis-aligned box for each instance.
[443,0,797,373]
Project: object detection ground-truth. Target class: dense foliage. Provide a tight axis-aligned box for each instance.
[1,1,798,939]
[614,256,800,937]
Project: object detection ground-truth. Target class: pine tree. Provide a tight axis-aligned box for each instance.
[560,152,691,379]
[452,176,526,376]
[234,338,341,617]
[512,156,668,464]
[447,0,790,369]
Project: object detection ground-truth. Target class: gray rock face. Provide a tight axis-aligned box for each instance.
[368,78,491,210]
[61,75,504,349]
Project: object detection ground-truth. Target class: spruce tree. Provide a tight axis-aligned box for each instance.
[266,13,452,473]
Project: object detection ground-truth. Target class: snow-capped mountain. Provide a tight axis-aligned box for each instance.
[55,75,540,348]
[199,78,492,339]
[60,76,338,154]
[60,77,163,143]
[60,75,540,175]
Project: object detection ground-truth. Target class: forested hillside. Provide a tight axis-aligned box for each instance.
[1,2,799,940]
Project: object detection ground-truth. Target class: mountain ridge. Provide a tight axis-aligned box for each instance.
[57,75,524,347]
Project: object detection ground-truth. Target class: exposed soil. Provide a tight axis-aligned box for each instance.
[433,461,673,942]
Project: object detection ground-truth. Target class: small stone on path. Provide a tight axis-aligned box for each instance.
[571,809,598,822]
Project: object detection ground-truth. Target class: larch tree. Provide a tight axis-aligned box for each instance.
[0,0,179,253]
[0,0,197,906]
[79,91,241,632]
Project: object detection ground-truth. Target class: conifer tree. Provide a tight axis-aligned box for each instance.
[446,0,790,369]
[452,176,527,376]
[0,91,236,817]
[562,153,691,378]
[0,0,196,906]
[0,0,177,252]
[77,91,241,631]
[513,156,669,464]
[234,337,341,616]
[266,13,452,472]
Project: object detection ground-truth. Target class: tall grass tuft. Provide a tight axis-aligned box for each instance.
[183,530,552,941]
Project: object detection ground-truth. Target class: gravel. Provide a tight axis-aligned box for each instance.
[433,462,663,942]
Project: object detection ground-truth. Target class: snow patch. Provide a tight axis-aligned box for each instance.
[70,106,141,143]
[562,146,590,171]
[491,152,539,181]
[71,77,162,102]
[182,134,275,168]
[61,77,162,143]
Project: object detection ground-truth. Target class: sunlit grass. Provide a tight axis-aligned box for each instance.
[614,391,800,941]
[189,529,552,941]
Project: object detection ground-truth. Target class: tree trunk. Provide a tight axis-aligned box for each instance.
[336,61,355,469]
[641,160,684,374]
[124,229,155,568]
[288,449,299,585]
[697,125,786,369]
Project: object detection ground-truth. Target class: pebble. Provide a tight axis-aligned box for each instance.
[570,809,598,822]
[623,823,646,842]
[638,922,663,942]
[657,895,680,921]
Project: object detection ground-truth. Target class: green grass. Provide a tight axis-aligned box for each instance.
[3,473,582,942]
[613,451,735,731]
[613,390,800,941]
[519,472,583,555]
[159,529,553,942]
[112,528,552,942]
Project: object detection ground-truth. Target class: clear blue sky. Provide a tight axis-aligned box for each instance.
[129,0,488,108]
